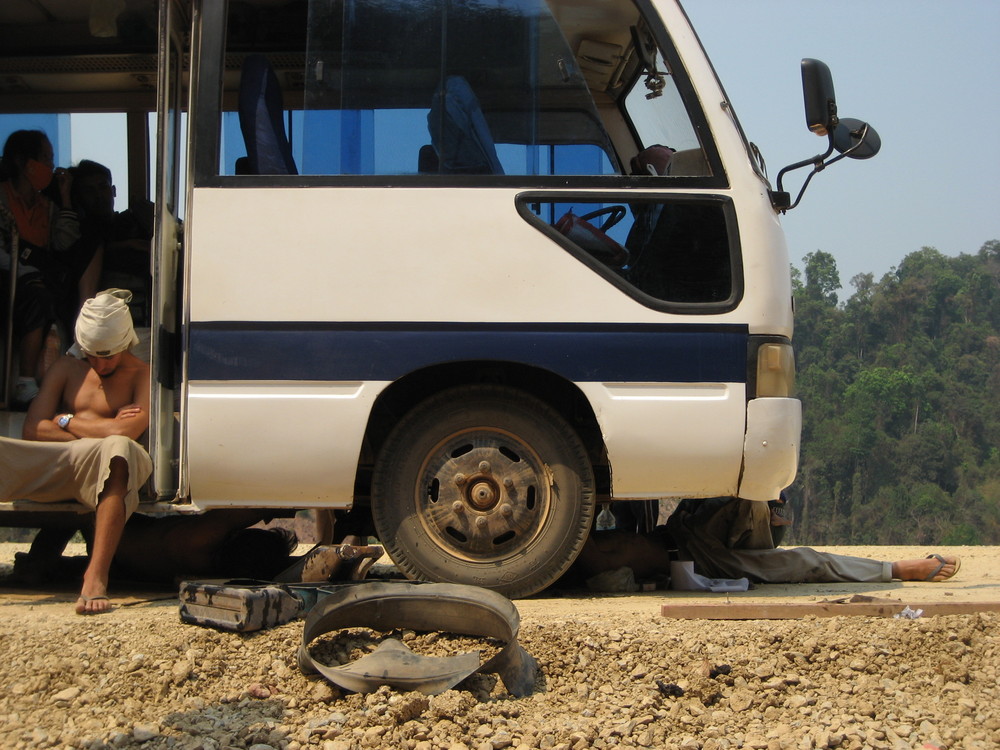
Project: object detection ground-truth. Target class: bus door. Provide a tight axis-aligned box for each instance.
[150,0,188,499]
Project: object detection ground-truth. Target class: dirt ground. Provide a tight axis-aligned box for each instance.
[1,544,997,750]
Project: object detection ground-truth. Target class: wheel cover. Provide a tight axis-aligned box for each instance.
[414,426,553,563]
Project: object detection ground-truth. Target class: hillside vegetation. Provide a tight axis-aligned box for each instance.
[787,240,1000,545]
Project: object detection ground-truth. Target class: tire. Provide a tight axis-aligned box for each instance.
[371,385,596,598]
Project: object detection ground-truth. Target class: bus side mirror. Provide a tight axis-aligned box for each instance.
[771,59,881,212]
[802,58,837,136]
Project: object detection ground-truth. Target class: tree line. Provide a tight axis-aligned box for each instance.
[784,240,1000,546]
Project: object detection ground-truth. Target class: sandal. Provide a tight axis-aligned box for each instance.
[923,553,961,582]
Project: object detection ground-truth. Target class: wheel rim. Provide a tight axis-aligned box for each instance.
[414,426,553,563]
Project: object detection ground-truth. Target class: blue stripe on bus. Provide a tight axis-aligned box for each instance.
[187,322,749,383]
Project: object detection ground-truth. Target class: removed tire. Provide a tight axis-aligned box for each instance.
[371,385,596,598]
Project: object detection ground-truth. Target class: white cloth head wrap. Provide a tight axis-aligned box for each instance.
[69,288,139,358]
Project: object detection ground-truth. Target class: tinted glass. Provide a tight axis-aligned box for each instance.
[526,197,734,305]
[220,0,712,179]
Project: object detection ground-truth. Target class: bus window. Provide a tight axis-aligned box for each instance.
[520,196,739,308]
[220,0,724,178]
[0,114,129,192]
[310,0,613,176]
[622,45,711,177]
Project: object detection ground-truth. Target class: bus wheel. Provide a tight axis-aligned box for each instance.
[371,385,595,599]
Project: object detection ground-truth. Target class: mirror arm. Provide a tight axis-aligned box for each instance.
[773,138,833,212]
[776,133,835,194]
[781,168,819,212]
[775,125,863,212]
[773,122,873,211]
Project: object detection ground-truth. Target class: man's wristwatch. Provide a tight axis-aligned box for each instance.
[57,413,74,430]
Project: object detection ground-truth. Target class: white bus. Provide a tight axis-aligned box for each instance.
[1,0,877,596]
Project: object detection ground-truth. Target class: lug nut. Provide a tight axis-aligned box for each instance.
[454,473,466,485]
[476,516,488,529]
[452,501,465,513]
[500,503,513,517]
[478,461,491,473]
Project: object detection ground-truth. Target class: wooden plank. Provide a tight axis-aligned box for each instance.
[660,598,1000,619]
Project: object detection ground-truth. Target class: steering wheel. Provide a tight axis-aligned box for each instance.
[580,205,627,232]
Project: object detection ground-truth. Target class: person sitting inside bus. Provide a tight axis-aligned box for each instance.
[68,160,152,322]
[0,288,152,614]
[0,130,86,406]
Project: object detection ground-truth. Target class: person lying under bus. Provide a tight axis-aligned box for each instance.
[573,495,961,586]
[0,288,151,614]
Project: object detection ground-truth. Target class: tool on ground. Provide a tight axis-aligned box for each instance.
[178,543,384,631]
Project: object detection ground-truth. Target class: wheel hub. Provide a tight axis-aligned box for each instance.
[467,478,499,510]
[416,431,551,560]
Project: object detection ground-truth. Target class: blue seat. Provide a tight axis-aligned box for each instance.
[427,76,503,175]
[238,54,298,175]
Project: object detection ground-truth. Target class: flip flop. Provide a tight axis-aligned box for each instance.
[76,595,113,615]
[924,553,961,582]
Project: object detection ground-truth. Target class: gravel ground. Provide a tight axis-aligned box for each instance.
[1,545,998,750]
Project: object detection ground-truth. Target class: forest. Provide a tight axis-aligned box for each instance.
[784,239,1000,546]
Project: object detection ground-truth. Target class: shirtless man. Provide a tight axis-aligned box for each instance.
[0,288,151,614]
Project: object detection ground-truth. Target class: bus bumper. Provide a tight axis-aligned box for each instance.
[738,397,801,501]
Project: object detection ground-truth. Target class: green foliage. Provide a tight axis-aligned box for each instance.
[803,250,841,306]
[786,240,1000,545]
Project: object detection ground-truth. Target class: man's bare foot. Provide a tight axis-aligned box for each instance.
[892,554,961,582]
[76,595,113,615]
[76,577,114,615]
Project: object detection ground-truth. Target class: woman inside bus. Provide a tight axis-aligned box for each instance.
[0,129,92,407]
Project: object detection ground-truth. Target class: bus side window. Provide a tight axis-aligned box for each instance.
[524,197,737,308]
[219,0,619,178]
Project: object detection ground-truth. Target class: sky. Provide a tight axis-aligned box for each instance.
[684,0,1000,297]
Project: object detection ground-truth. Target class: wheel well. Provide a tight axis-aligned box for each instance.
[355,362,608,498]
